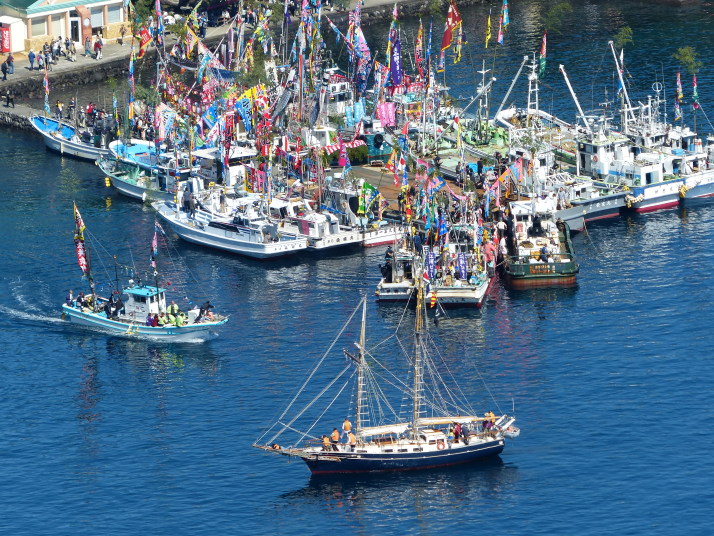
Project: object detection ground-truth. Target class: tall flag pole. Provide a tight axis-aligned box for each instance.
[415,20,424,80]
[438,0,462,72]
[485,9,492,49]
[538,31,547,78]
[43,64,50,116]
[155,0,164,47]
[692,74,700,109]
[674,72,682,121]
[497,0,508,44]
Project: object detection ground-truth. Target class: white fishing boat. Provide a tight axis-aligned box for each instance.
[254,288,517,474]
[152,200,309,259]
[30,116,112,161]
[62,204,228,342]
[375,246,418,301]
[97,156,180,202]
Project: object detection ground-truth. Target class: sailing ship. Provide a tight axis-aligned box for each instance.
[254,284,517,474]
[61,204,228,342]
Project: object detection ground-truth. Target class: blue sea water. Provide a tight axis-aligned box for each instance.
[3,1,714,534]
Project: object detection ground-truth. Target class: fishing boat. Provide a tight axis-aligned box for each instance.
[61,204,228,342]
[97,156,179,202]
[152,200,309,259]
[375,245,418,301]
[502,200,579,289]
[254,287,517,474]
[30,115,112,161]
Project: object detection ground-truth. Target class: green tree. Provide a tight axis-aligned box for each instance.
[613,26,633,50]
[673,46,703,75]
[543,2,573,34]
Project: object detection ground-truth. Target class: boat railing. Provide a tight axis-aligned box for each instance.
[508,252,579,276]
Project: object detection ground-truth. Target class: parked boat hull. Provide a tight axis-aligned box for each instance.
[303,439,505,474]
[30,116,110,161]
[109,174,175,203]
[361,225,405,247]
[154,204,309,259]
[62,304,226,342]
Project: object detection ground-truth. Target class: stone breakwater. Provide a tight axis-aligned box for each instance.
[0,105,32,131]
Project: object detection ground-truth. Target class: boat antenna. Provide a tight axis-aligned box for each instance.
[113,255,120,295]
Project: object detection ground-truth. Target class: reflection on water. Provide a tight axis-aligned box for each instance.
[281,457,519,526]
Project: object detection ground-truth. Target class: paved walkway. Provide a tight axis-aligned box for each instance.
[0,24,233,89]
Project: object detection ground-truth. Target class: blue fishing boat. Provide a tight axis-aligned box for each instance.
[30,115,111,161]
[255,287,517,474]
[62,204,228,342]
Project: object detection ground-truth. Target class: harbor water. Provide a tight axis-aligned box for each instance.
[3,1,714,533]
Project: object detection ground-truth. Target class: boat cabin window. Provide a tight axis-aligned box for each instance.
[383,449,393,453]
[397,449,408,453]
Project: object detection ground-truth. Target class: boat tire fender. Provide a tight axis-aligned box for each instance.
[436,439,445,450]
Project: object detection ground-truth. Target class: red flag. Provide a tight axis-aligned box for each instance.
[137,27,152,59]
[401,121,409,135]
[441,0,462,51]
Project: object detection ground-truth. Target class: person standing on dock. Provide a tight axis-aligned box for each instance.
[7,53,13,74]
[94,37,103,60]
[28,50,35,71]
[1,60,6,81]
[5,88,15,108]
[119,25,127,46]
[84,36,91,57]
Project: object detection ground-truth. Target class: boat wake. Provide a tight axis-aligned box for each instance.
[0,304,66,324]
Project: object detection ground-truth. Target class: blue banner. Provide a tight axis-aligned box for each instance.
[457,252,467,280]
[426,251,436,279]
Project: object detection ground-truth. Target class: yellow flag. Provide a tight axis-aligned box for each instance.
[485,14,492,48]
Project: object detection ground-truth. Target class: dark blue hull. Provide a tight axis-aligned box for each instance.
[303,439,505,474]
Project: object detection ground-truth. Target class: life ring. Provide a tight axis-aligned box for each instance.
[592,155,598,163]
[436,439,445,450]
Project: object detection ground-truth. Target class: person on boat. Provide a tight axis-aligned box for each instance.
[76,292,85,308]
[330,428,340,451]
[157,312,168,327]
[219,191,227,213]
[188,195,197,218]
[145,313,153,326]
[447,426,455,448]
[539,245,549,263]
[182,188,191,213]
[322,435,331,451]
[385,246,394,264]
[174,313,187,327]
[454,422,462,442]
[342,418,352,438]
[195,301,214,323]
[167,301,180,316]
[65,290,74,306]
[151,314,159,327]
[346,431,357,452]
[557,187,568,210]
